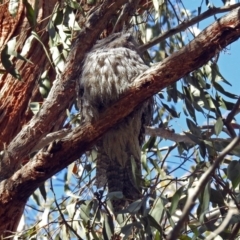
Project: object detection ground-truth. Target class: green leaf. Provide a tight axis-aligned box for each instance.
[67,162,74,183]
[199,141,206,159]
[186,118,201,137]
[214,117,223,136]
[38,183,47,201]
[217,96,235,110]
[130,156,141,188]
[107,191,124,200]
[30,102,41,115]
[1,37,33,79]
[32,192,40,206]
[66,0,82,9]
[141,152,150,174]
[200,92,221,116]
[183,132,201,145]
[66,203,76,218]
[210,63,232,86]
[161,102,179,118]
[149,197,164,223]
[185,75,201,91]
[32,31,53,67]
[124,199,142,214]
[169,186,184,215]
[121,222,143,238]
[227,160,240,189]
[185,98,196,122]
[143,136,156,151]
[167,83,178,103]
[165,209,175,228]
[154,231,161,240]
[103,213,114,240]
[80,200,93,223]
[1,38,21,79]
[198,181,210,222]
[192,97,205,114]
[4,37,32,62]
[22,0,36,28]
[149,158,161,173]
[39,76,51,98]
[21,35,35,56]
[213,81,237,99]
[152,0,164,11]
[146,214,163,233]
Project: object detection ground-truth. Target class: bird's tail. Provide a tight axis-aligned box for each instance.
[106,158,141,213]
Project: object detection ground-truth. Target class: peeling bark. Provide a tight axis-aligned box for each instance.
[0,0,129,236]
[0,0,57,146]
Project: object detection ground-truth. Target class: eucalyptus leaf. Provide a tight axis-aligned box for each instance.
[227,160,240,189]
[214,117,223,136]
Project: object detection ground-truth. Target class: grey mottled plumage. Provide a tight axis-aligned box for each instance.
[78,33,152,212]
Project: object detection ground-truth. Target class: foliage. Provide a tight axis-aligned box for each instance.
[1,0,240,239]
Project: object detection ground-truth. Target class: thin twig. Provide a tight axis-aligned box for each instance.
[225,97,240,124]
[50,180,83,240]
[160,143,177,169]
[224,96,240,137]
[228,222,240,240]
[167,137,240,240]
[32,128,71,153]
[145,127,194,144]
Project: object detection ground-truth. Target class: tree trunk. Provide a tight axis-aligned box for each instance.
[0,0,57,237]
[0,0,57,146]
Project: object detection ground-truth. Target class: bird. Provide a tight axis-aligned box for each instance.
[78,32,152,212]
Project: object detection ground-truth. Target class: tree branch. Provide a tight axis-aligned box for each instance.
[1,7,240,217]
[139,3,240,52]
[146,126,194,144]
[1,0,129,179]
[166,137,240,240]
[31,128,71,153]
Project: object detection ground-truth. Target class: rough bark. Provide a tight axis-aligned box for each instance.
[0,0,129,179]
[0,0,57,146]
[0,0,129,236]
[0,0,58,236]
[0,1,240,237]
